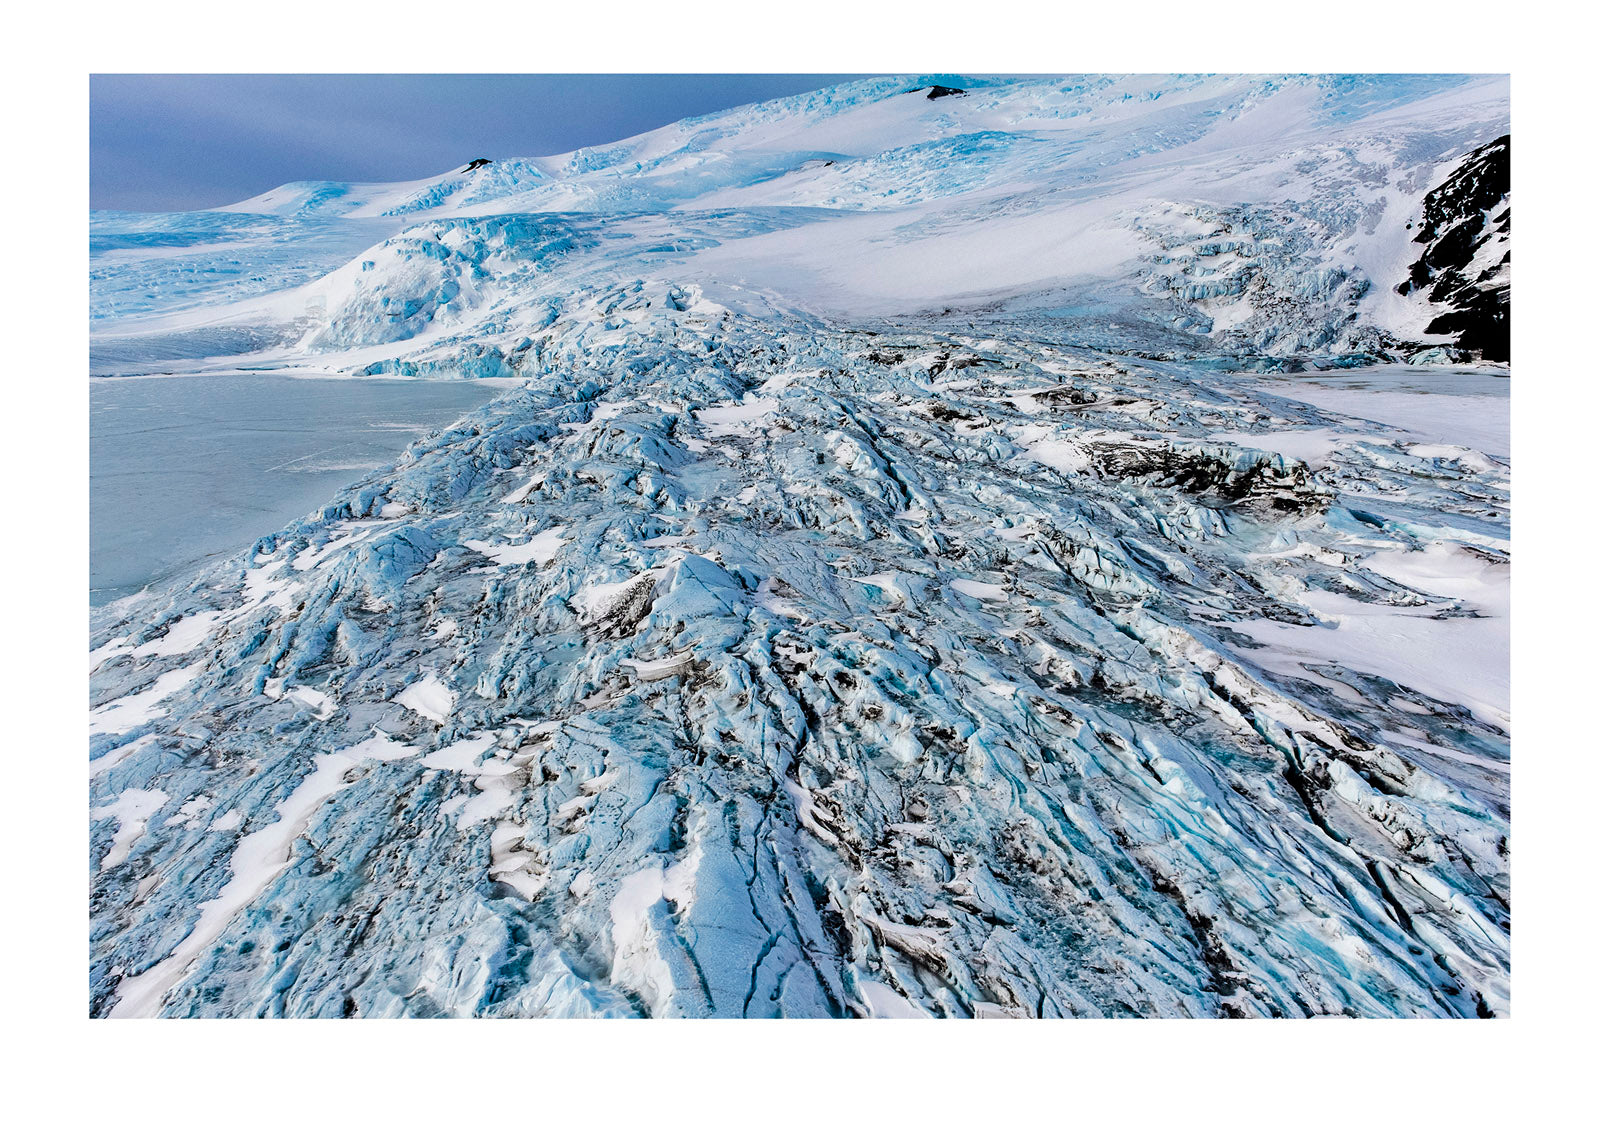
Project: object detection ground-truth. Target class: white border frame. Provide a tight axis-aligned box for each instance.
[4,3,1587,1125]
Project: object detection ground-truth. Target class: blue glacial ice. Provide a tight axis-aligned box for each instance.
[89,73,1510,1018]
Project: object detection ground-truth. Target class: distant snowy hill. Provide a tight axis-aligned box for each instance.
[91,75,1511,1019]
[93,74,1509,375]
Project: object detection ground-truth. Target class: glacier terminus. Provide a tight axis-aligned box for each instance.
[89,74,1510,1019]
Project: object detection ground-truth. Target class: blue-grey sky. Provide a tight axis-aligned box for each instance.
[91,74,865,212]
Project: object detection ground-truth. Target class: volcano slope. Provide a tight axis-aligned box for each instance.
[90,74,1509,1018]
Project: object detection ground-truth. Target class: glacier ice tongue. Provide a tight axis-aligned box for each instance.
[88,74,1511,1019]
[89,288,1509,1018]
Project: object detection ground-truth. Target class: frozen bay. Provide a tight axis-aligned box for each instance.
[90,373,509,605]
[1250,365,1509,459]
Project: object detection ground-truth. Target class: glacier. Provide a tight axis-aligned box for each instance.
[89,73,1510,1018]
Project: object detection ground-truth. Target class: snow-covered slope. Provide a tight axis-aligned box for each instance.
[92,73,1509,373]
[90,75,1511,1018]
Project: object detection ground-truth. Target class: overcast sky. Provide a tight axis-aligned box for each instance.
[91,74,866,212]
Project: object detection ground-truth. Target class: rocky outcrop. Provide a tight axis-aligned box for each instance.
[1397,135,1510,361]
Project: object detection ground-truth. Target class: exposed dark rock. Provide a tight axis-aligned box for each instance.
[1396,135,1509,361]
[1088,440,1328,514]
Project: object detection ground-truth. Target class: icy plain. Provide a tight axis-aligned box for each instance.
[90,74,1510,1018]
[90,373,508,605]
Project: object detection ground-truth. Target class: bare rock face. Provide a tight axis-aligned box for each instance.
[1397,134,1510,361]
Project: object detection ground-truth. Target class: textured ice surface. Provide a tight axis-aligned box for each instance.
[89,75,1510,1018]
[89,303,1509,1018]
